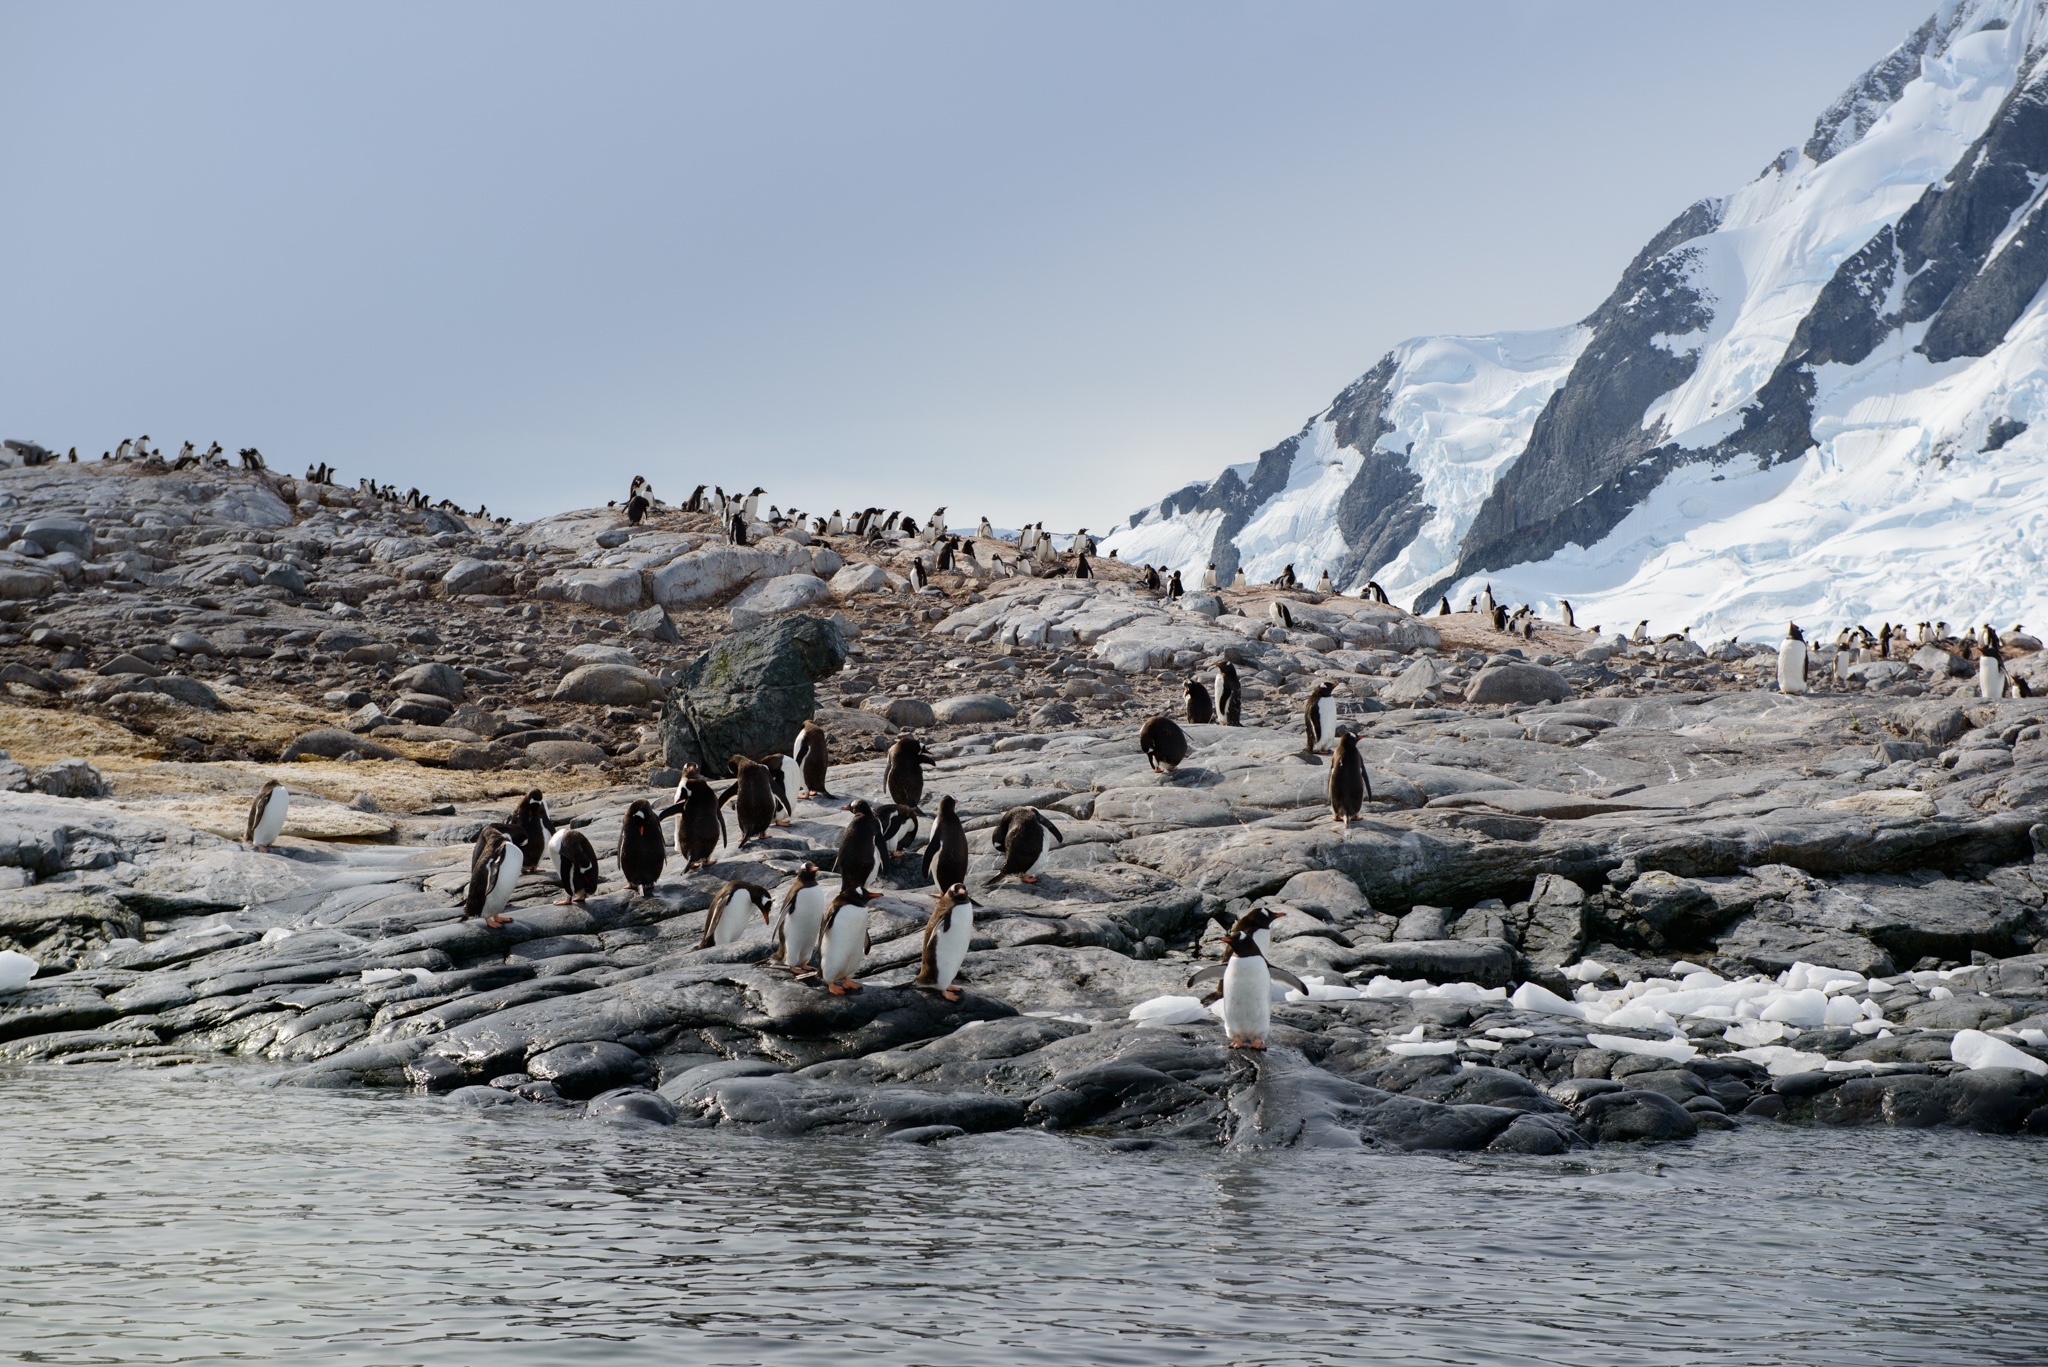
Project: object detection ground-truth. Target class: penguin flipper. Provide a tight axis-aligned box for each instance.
[1039,815,1065,846]
[1269,967,1309,995]
[1198,990,1223,1008]
[1188,965,1225,988]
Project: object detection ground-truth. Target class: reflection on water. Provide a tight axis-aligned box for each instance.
[1,1067,2043,1366]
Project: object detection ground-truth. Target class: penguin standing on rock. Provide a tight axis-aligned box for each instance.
[1303,681,1337,754]
[1328,731,1370,828]
[701,880,772,949]
[1213,661,1242,727]
[885,736,931,812]
[759,754,795,825]
[246,780,289,853]
[663,765,726,868]
[794,720,831,798]
[1980,647,2007,702]
[1778,623,1809,696]
[547,826,600,905]
[770,863,829,973]
[1190,930,1307,1050]
[921,794,970,891]
[617,800,667,896]
[876,803,921,864]
[509,789,556,871]
[719,755,779,846]
[1184,677,1215,724]
[818,885,880,994]
[463,827,520,929]
[1167,569,1183,600]
[988,807,1063,886]
[835,799,886,892]
[909,558,929,591]
[1139,715,1188,772]
[916,884,978,1000]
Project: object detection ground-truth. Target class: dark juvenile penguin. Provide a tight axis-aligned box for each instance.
[686,484,707,512]
[1214,661,1242,727]
[876,803,921,864]
[463,826,520,928]
[921,793,969,890]
[246,779,288,852]
[547,826,600,905]
[1491,604,1510,633]
[936,538,955,571]
[1139,715,1188,772]
[1184,677,1215,724]
[1438,596,1451,615]
[626,493,649,525]
[720,755,778,845]
[885,736,930,812]
[660,764,726,868]
[1328,730,1370,828]
[700,879,773,949]
[759,754,795,825]
[1167,570,1184,600]
[988,806,1063,886]
[1303,680,1337,753]
[729,513,748,545]
[916,883,978,1000]
[794,720,831,798]
[836,799,886,892]
[508,789,555,871]
[617,800,667,896]
[1143,565,1160,591]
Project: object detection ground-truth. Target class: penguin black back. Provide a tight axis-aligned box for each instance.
[1139,715,1188,772]
[617,799,666,896]
[794,720,831,797]
[664,764,726,867]
[886,736,928,812]
[1184,677,1214,724]
[1214,661,1241,726]
[509,789,553,872]
[1329,731,1369,828]
[836,799,884,892]
[720,755,777,845]
[922,793,969,891]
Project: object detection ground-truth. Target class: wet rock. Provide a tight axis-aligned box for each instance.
[1348,938,1520,987]
[1518,873,1587,966]
[1578,1089,1698,1142]
[528,1040,655,1099]
[658,615,847,778]
[553,663,662,707]
[587,1086,681,1126]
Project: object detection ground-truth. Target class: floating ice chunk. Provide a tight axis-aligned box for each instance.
[1952,1029,2048,1077]
[0,950,38,994]
[260,927,294,945]
[1562,960,1611,983]
[1586,1032,1697,1063]
[1928,985,1955,1001]
[1362,975,1431,999]
[1759,989,1830,1027]
[360,968,404,985]
[1509,982,1584,1018]
[1485,1027,1534,1040]
[1823,994,1865,1026]
[1130,995,1212,1026]
[1388,1040,1459,1057]
[1732,1045,1830,1077]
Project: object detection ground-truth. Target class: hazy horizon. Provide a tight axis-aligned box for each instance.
[1,0,1931,530]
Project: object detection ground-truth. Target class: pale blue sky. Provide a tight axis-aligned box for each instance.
[0,1,1931,529]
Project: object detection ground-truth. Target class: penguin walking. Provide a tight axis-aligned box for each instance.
[701,880,772,949]
[662,765,726,869]
[770,863,830,973]
[463,827,520,929]
[1980,648,2006,702]
[1328,731,1371,828]
[988,807,1063,886]
[547,826,601,905]
[1560,599,1576,629]
[508,789,555,871]
[719,755,778,846]
[1184,677,1215,724]
[617,799,667,896]
[818,885,880,994]
[916,884,978,1001]
[836,799,886,892]
[886,736,930,812]
[876,803,921,864]
[1190,929,1307,1050]
[1139,715,1188,772]
[794,720,831,798]
[246,780,289,853]
[1778,623,1809,696]
[1214,661,1242,727]
[921,793,970,891]
[1303,680,1337,754]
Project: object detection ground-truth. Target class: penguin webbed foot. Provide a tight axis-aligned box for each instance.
[941,987,962,1002]
[484,914,513,929]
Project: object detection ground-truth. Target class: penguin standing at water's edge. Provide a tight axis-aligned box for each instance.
[916,884,978,1001]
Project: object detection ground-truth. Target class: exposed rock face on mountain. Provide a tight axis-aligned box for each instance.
[1107,1,2048,640]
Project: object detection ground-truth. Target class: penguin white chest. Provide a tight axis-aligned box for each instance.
[783,887,829,966]
[1778,641,1808,694]
[931,904,973,990]
[480,850,517,919]
[1315,696,1337,750]
[712,891,757,947]
[252,789,289,847]
[820,906,868,983]
[1221,956,1272,1046]
[1980,655,2005,701]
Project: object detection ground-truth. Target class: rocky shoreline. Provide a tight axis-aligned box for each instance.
[4,460,2048,1152]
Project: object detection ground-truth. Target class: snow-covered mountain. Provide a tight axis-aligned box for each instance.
[1105,0,2048,640]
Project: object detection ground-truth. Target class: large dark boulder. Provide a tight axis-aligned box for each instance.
[659,615,847,778]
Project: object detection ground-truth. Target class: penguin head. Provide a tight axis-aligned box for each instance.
[943,882,973,905]
[844,799,874,818]
[1223,929,1264,960]
[1232,907,1280,934]
[796,861,819,885]
[937,794,957,817]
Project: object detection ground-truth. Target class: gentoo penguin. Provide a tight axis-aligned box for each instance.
[1271,600,1294,629]
[1073,528,1095,557]
[1879,623,1893,658]
[827,509,844,535]
[885,736,930,812]
[744,486,763,522]
[1184,677,1215,724]
[921,793,970,891]
[508,789,555,871]
[978,517,994,540]
[818,885,881,994]
[909,558,929,590]
[1214,661,1242,727]
[246,780,289,852]
[988,806,1063,886]
[1438,596,1451,616]
[626,493,649,525]
[1631,620,1651,644]
[1167,569,1183,600]
[1329,731,1371,828]
[662,764,726,868]
[700,879,772,949]
[1143,565,1161,592]
[836,799,886,892]
[1205,904,1282,958]
[759,754,795,825]
[686,484,707,512]
[617,799,667,896]
[1980,648,2006,702]
[1480,585,1496,616]
[1074,553,1091,580]
[770,863,829,973]
[1231,567,1247,589]
[1202,564,1219,591]
[1192,930,1307,1050]
[876,803,921,863]
[1492,603,1510,633]
[936,539,955,571]
[916,884,977,1000]
[1316,570,1334,594]
[547,825,600,905]
[1364,581,1389,605]
[1139,715,1189,772]
[1778,623,1809,696]
[794,720,831,798]
[463,827,520,929]
[719,755,778,846]
[1560,599,1575,629]
[1303,680,1337,753]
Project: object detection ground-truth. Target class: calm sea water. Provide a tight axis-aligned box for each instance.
[2,1067,2043,1366]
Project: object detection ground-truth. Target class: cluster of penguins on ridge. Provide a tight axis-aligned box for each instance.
[1776,619,2038,699]
[238,672,1369,1048]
